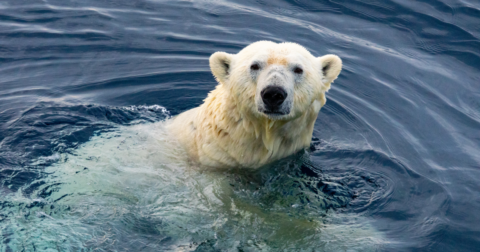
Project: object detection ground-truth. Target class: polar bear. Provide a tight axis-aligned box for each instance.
[166,41,342,168]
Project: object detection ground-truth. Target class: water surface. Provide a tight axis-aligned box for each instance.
[1,0,479,251]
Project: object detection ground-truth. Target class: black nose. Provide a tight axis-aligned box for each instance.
[261,86,287,109]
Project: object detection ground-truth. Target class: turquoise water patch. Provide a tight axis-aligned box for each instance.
[2,122,385,251]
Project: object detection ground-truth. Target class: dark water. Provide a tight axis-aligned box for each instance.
[1,0,479,251]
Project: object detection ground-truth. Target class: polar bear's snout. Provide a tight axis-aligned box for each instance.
[256,65,295,118]
[261,86,287,113]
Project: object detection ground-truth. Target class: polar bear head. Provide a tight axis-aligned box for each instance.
[209,41,342,121]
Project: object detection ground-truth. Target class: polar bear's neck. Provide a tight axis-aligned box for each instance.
[193,85,323,168]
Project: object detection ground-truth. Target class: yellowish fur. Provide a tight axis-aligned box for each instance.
[166,41,342,168]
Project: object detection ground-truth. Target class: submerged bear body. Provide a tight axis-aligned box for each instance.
[166,41,342,168]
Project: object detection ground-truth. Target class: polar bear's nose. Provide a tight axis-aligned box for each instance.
[261,86,287,110]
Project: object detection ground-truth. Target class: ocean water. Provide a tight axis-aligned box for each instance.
[0,0,479,251]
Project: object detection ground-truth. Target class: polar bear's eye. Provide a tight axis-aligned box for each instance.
[294,67,303,74]
[250,63,260,71]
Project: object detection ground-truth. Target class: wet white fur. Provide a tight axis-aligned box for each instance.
[166,41,342,168]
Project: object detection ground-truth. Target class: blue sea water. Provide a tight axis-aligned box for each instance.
[1,0,479,251]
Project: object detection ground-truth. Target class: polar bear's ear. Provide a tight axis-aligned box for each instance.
[210,52,234,84]
[318,54,342,85]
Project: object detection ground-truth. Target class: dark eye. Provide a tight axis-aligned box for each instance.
[294,67,303,74]
[250,63,260,71]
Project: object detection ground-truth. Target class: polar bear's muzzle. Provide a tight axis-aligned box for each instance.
[261,86,288,114]
[256,67,294,118]
[258,83,292,117]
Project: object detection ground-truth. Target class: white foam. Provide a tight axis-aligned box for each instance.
[122,104,170,115]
